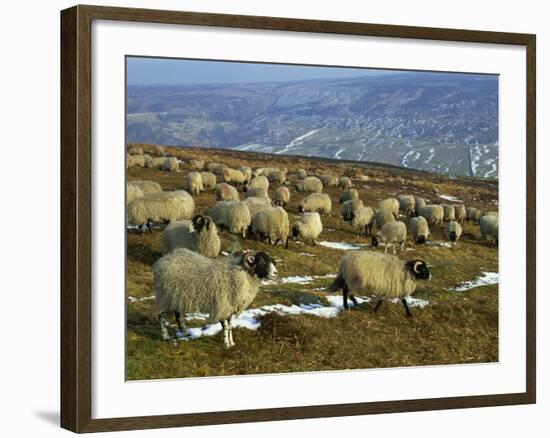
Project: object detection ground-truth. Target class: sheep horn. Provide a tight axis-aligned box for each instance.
[413,261,422,273]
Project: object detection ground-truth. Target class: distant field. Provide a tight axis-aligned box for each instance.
[126,145,498,381]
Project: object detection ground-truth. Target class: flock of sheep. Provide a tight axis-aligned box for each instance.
[126,145,499,348]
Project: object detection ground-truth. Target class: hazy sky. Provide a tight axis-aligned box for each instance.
[126,57,398,86]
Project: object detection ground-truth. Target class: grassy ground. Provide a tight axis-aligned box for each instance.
[126,144,498,381]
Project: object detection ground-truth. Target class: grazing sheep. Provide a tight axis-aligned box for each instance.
[206,163,227,176]
[127,180,162,195]
[189,159,205,170]
[127,154,145,168]
[208,201,251,237]
[480,215,499,243]
[200,171,217,191]
[296,176,323,194]
[444,221,462,246]
[273,186,291,207]
[415,197,426,214]
[466,207,482,224]
[297,169,308,179]
[154,249,277,346]
[151,157,167,170]
[143,154,153,168]
[216,183,240,202]
[266,169,287,184]
[238,166,252,182]
[127,146,143,155]
[417,205,444,226]
[320,175,339,188]
[350,206,375,236]
[397,194,416,216]
[251,206,290,247]
[327,251,430,314]
[339,189,359,204]
[127,190,195,231]
[378,198,399,217]
[291,212,323,245]
[341,199,364,221]
[454,205,466,223]
[153,145,166,156]
[409,216,430,244]
[184,172,203,196]
[298,193,332,215]
[245,176,269,193]
[339,176,352,190]
[254,167,283,178]
[223,168,248,185]
[163,157,179,172]
[126,184,143,204]
[375,209,396,229]
[441,204,456,222]
[162,215,220,257]
[245,187,270,200]
[242,196,272,220]
[372,221,407,254]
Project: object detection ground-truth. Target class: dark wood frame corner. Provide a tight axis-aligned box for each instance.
[60,4,536,433]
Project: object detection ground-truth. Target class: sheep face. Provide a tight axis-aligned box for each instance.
[406,260,430,280]
[291,224,300,238]
[371,235,380,248]
[449,231,457,242]
[243,252,278,280]
[343,211,354,221]
[192,214,213,233]
[416,235,426,245]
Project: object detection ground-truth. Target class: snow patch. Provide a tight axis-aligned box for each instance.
[438,194,462,202]
[128,295,155,303]
[318,241,366,250]
[450,272,499,292]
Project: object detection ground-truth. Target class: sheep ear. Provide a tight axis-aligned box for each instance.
[413,261,423,273]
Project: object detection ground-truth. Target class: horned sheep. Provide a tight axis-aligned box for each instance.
[291,212,323,245]
[208,201,251,237]
[273,186,291,207]
[251,206,290,247]
[372,221,407,254]
[298,193,332,215]
[161,215,220,257]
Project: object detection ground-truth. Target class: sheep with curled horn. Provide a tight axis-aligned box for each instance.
[161,214,220,257]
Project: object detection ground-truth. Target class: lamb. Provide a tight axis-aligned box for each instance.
[127,146,143,155]
[341,199,364,221]
[372,221,407,254]
[189,159,205,170]
[339,189,359,204]
[208,201,251,237]
[350,206,375,236]
[297,169,308,179]
[216,183,240,201]
[200,171,217,191]
[339,176,352,190]
[291,212,323,245]
[153,249,277,346]
[206,163,227,176]
[163,157,179,172]
[327,251,430,314]
[466,207,482,224]
[242,196,272,220]
[127,180,162,195]
[184,172,203,196]
[480,215,498,243]
[296,176,323,194]
[397,194,416,216]
[251,206,290,247]
[409,216,430,244]
[444,221,462,246]
[126,190,195,231]
[245,176,269,193]
[161,215,221,257]
[454,204,466,223]
[273,186,291,207]
[417,205,444,226]
[298,193,332,215]
[223,168,248,185]
[378,197,399,217]
[245,187,270,200]
[375,209,395,229]
[441,204,456,222]
[319,175,339,188]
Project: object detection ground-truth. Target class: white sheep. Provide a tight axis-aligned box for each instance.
[480,215,498,243]
[350,206,375,236]
[216,183,240,201]
[441,204,456,222]
[378,197,399,217]
[189,159,205,170]
[397,194,416,216]
[297,169,308,179]
[372,221,407,254]
[127,155,145,168]
[245,176,269,193]
[127,146,143,155]
[417,205,444,226]
[126,184,143,204]
[153,249,277,346]
[127,180,162,195]
[327,251,430,314]
[444,221,462,246]
[375,209,395,229]
[223,168,248,185]
[466,207,482,224]
[454,204,466,224]
[206,163,228,175]
[238,166,252,182]
[151,157,167,170]
[200,171,217,191]
[251,206,290,247]
[341,199,364,221]
[163,157,179,172]
[273,186,291,207]
[245,187,270,200]
[319,175,339,188]
[184,172,203,196]
[161,215,221,257]
[339,176,352,190]
[208,201,251,237]
[296,176,323,194]
[242,196,272,220]
[266,169,287,184]
[143,154,153,168]
[409,216,430,244]
[291,212,323,245]
[298,193,332,215]
[153,145,166,156]
[339,189,359,204]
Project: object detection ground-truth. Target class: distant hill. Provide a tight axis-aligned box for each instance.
[126,72,498,178]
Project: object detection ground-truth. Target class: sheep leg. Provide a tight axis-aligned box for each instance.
[392,243,396,254]
[158,313,171,340]
[174,311,187,338]
[400,240,405,252]
[349,295,358,307]
[374,299,384,313]
[401,298,413,317]
[343,285,350,310]
[220,320,232,348]
[228,315,235,347]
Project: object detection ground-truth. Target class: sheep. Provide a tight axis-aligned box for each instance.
[127,190,195,231]
[184,172,203,196]
[143,154,153,168]
[480,215,499,243]
[454,204,466,224]
[127,146,143,155]
[153,249,278,346]
[161,215,220,257]
[415,197,426,213]
[254,167,283,178]
[251,206,290,247]
[441,204,456,222]
[339,176,352,190]
[151,157,167,170]
[339,189,359,204]
[208,201,251,237]
[245,187,270,200]
[291,212,323,245]
[297,169,308,179]
[409,216,430,244]
[417,205,444,226]
[466,207,482,224]
[200,171,217,191]
[273,186,291,207]
[242,196,272,220]
[444,221,462,246]
[153,145,166,156]
[327,251,430,314]
[223,168,248,185]
[189,159,205,170]
[238,166,252,182]
[298,193,332,215]
[372,221,407,254]
[206,163,227,176]
[163,157,179,172]
[378,197,399,217]
[341,199,364,222]
[127,180,162,195]
[266,169,287,184]
[127,154,145,168]
[126,184,143,204]
[319,175,339,188]
[245,176,269,193]
[216,183,240,201]
[375,209,395,229]
[350,206,375,236]
[397,194,416,216]
[296,176,323,194]
[484,211,499,218]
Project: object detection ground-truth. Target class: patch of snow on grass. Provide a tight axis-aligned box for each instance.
[438,194,462,202]
[450,272,499,292]
[318,241,366,250]
[426,240,452,248]
[128,295,155,303]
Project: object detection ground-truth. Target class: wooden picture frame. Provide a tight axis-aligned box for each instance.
[60,4,536,433]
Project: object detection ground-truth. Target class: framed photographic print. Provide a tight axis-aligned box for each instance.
[60,4,536,433]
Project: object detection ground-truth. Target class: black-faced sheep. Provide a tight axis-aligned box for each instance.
[161,215,220,257]
[341,199,364,222]
[444,221,462,246]
[251,206,290,247]
[372,221,407,254]
[409,216,430,244]
[273,186,291,207]
[291,212,323,245]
